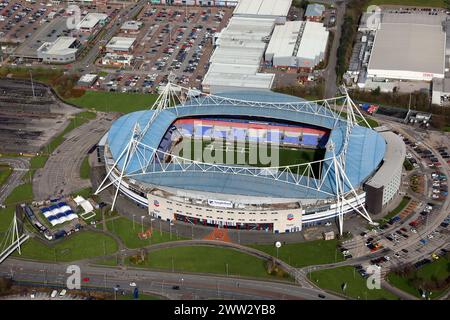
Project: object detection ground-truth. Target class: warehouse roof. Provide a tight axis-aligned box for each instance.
[37,37,79,55]
[296,21,329,60]
[234,0,292,17]
[266,21,302,58]
[121,20,143,31]
[368,23,445,77]
[305,3,325,17]
[265,21,328,65]
[106,37,136,51]
[202,16,275,91]
[77,12,108,30]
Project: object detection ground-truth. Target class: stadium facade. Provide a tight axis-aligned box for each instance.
[96,84,403,234]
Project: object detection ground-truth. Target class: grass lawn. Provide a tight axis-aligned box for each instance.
[30,155,48,170]
[128,245,286,280]
[13,231,118,262]
[72,187,93,199]
[309,266,399,300]
[382,196,411,221]
[80,156,90,179]
[0,164,12,187]
[250,239,344,268]
[387,257,450,299]
[106,217,185,249]
[4,182,33,206]
[67,91,159,113]
[365,0,446,8]
[95,256,119,266]
[0,207,15,241]
[178,139,325,169]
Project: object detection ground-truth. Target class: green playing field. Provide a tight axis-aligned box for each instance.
[175,138,325,172]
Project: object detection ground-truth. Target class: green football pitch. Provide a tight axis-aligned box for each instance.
[175,138,325,173]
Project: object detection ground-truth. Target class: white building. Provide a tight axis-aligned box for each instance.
[202,17,275,93]
[364,128,406,214]
[106,37,136,54]
[102,53,134,67]
[149,0,239,6]
[76,12,108,33]
[432,77,450,106]
[120,20,143,34]
[233,0,292,23]
[367,16,446,82]
[265,21,329,70]
[37,37,81,63]
[77,74,98,87]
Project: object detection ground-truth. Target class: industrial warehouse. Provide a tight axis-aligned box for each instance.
[202,0,330,93]
[347,10,448,95]
[265,20,329,70]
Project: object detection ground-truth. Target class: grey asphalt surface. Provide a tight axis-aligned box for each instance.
[0,157,30,204]
[0,259,342,300]
[32,112,116,200]
[321,0,346,98]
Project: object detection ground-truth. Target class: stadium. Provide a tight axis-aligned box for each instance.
[96,83,399,234]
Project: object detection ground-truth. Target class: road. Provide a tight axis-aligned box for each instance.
[318,0,346,98]
[0,158,30,204]
[83,238,317,290]
[0,259,343,300]
[32,113,115,200]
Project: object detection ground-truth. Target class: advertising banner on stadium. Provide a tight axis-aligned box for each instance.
[207,199,233,208]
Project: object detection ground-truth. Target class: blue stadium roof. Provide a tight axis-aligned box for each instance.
[107,91,386,199]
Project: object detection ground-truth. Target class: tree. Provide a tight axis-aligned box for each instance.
[371,86,381,96]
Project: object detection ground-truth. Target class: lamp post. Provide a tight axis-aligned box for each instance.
[275,241,281,259]
[150,218,155,231]
[141,215,145,234]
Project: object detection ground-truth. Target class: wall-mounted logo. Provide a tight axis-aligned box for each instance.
[287,213,294,221]
[153,199,160,207]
